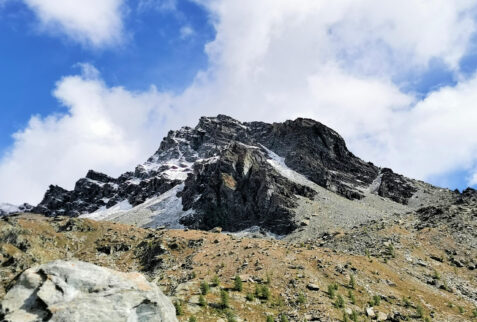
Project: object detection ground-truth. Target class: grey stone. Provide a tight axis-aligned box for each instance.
[0,260,177,322]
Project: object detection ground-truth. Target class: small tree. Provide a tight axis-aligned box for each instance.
[348,290,356,305]
[371,295,381,306]
[280,314,289,322]
[174,300,183,316]
[416,305,424,318]
[234,275,243,292]
[199,294,206,307]
[212,275,220,287]
[335,295,345,308]
[220,289,230,309]
[328,284,336,299]
[200,281,210,295]
[349,275,356,289]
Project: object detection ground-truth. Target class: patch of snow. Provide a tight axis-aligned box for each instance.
[366,172,383,194]
[80,199,132,221]
[80,184,194,229]
[262,146,316,188]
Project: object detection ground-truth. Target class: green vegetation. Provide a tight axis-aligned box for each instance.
[370,295,381,306]
[189,316,197,322]
[328,283,338,299]
[225,310,237,322]
[472,307,477,318]
[200,281,210,295]
[433,270,440,280]
[297,292,306,305]
[174,300,183,316]
[335,295,345,308]
[255,285,271,300]
[416,305,424,318]
[403,297,411,308]
[234,275,243,292]
[266,315,274,322]
[388,244,395,258]
[350,310,358,322]
[343,311,349,322]
[458,306,465,314]
[348,290,356,305]
[220,289,230,309]
[212,275,220,287]
[246,292,255,301]
[349,275,356,289]
[280,314,289,322]
[266,273,272,285]
[199,294,206,307]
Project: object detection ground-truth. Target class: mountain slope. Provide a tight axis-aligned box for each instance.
[31,115,456,235]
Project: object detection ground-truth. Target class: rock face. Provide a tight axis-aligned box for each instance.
[30,115,444,234]
[0,260,177,322]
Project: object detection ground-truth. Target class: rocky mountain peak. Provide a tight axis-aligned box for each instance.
[29,115,445,235]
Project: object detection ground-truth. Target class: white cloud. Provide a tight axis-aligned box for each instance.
[0,65,178,204]
[23,0,125,47]
[2,0,477,204]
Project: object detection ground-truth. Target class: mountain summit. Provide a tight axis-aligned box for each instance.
[32,115,461,236]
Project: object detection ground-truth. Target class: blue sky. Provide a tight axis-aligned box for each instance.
[0,0,213,153]
[1,0,477,204]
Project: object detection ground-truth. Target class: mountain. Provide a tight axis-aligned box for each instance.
[31,115,461,237]
[0,203,32,216]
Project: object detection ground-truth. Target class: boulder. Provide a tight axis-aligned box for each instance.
[366,307,375,318]
[0,260,177,322]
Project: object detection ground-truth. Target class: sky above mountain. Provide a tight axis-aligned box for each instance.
[1,0,477,204]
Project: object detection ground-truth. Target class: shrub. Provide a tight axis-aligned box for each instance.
[472,308,477,318]
[349,275,356,289]
[200,281,210,295]
[335,295,345,308]
[189,316,197,322]
[174,301,183,316]
[225,310,237,322]
[403,297,411,308]
[348,290,356,305]
[255,285,271,300]
[220,290,230,309]
[458,306,464,314]
[199,294,206,307]
[371,295,381,306]
[328,284,336,299]
[343,311,349,322]
[212,275,220,287]
[246,292,255,301]
[297,292,306,305]
[234,275,243,292]
[433,270,440,280]
[388,244,395,258]
[280,314,289,322]
[350,310,358,322]
[416,305,424,318]
[266,316,274,322]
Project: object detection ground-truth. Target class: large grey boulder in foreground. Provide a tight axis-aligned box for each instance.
[0,260,178,322]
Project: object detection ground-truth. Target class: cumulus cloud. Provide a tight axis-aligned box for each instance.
[23,0,125,47]
[2,0,477,204]
[0,65,178,204]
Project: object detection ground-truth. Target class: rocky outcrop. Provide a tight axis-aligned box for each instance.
[0,260,177,322]
[179,142,315,234]
[377,168,417,204]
